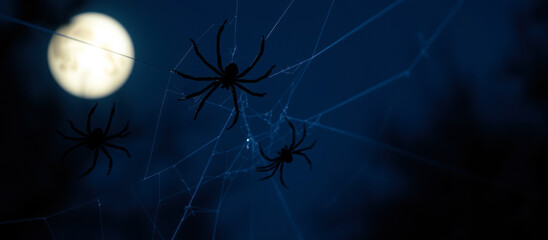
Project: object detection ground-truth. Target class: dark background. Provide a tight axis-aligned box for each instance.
[1,0,547,239]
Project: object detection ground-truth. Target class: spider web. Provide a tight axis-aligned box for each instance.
[0,0,476,239]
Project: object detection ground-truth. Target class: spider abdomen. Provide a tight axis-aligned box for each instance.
[220,63,239,89]
[279,150,293,163]
[88,128,105,146]
[284,156,293,163]
[224,63,239,77]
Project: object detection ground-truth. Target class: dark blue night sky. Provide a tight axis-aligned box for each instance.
[1,0,547,239]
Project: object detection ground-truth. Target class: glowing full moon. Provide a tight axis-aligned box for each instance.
[48,12,134,99]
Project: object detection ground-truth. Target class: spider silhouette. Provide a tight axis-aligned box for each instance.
[257,118,316,188]
[57,103,131,177]
[173,19,276,129]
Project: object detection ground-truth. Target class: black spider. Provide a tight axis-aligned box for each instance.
[257,118,316,188]
[173,19,276,129]
[57,103,131,177]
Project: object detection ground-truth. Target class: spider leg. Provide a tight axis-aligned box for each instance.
[79,148,99,177]
[104,103,115,135]
[66,120,86,136]
[100,145,113,175]
[119,121,130,135]
[61,142,86,164]
[104,142,131,158]
[235,65,276,83]
[193,83,220,120]
[237,36,265,78]
[295,140,317,153]
[189,38,223,75]
[259,162,280,180]
[56,130,85,141]
[293,124,307,149]
[234,82,266,97]
[279,163,288,188]
[256,161,279,172]
[172,70,220,81]
[256,165,278,172]
[87,103,98,134]
[216,19,227,71]
[258,143,272,161]
[285,117,296,148]
[118,132,131,138]
[178,81,219,101]
[294,152,312,170]
[105,121,131,140]
[227,86,240,129]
